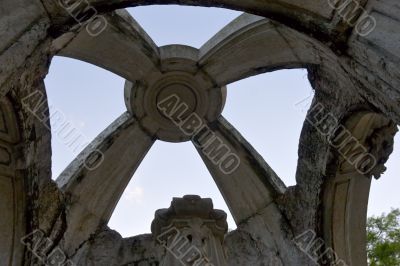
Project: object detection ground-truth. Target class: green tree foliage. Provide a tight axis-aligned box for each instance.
[367,209,400,265]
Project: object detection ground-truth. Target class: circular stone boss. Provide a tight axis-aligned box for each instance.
[125,47,226,142]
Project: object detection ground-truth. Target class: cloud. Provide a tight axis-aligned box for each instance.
[123,186,144,204]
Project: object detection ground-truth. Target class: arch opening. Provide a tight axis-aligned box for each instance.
[108,141,236,237]
[44,56,126,179]
[223,69,313,186]
[127,5,241,48]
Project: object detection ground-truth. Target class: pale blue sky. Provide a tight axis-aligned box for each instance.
[45,5,399,237]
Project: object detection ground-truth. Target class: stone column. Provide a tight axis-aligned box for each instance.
[151,195,228,266]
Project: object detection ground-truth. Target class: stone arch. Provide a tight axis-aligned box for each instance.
[50,9,376,265]
[55,12,339,86]
[0,96,25,266]
[1,0,399,265]
[49,0,363,48]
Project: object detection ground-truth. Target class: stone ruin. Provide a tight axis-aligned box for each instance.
[152,195,228,266]
[1,0,400,265]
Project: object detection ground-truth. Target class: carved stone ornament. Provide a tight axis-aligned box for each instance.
[152,195,228,266]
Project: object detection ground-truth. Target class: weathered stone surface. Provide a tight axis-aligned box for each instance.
[152,195,229,266]
[73,229,162,266]
[57,113,155,256]
[0,0,399,265]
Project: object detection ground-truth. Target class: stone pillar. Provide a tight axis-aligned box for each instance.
[151,195,228,266]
